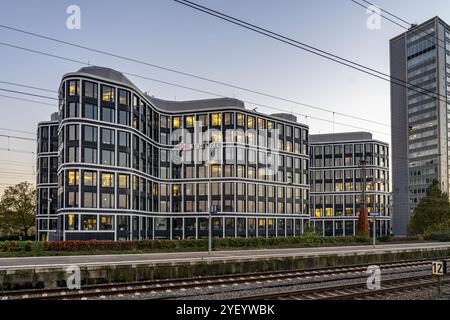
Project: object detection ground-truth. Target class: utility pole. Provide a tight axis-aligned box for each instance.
[358,159,369,235]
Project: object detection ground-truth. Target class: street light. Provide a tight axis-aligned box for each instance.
[47,196,53,241]
[205,160,217,255]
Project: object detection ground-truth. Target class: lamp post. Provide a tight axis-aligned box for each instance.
[47,196,52,241]
[206,160,217,255]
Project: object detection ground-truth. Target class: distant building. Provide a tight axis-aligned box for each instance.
[36,66,310,241]
[309,132,391,236]
[390,17,450,235]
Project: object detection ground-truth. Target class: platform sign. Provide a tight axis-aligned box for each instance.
[432,261,447,276]
[369,212,380,217]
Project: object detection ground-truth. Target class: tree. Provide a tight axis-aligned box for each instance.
[408,180,450,235]
[0,182,36,237]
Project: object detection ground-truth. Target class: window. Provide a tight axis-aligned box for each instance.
[118,152,129,167]
[83,103,97,120]
[83,147,97,163]
[83,192,97,208]
[101,85,115,102]
[101,106,115,123]
[83,171,97,186]
[68,80,79,96]
[185,116,195,128]
[224,113,233,125]
[118,89,129,105]
[67,102,79,118]
[118,194,129,209]
[101,172,114,188]
[101,128,115,145]
[211,113,222,126]
[118,131,130,147]
[101,149,114,165]
[82,215,97,230]
[118,174,129,189]
[101,193,114,208]
[68,146,78,162]
[197,114,208,127]
[83,81,97,99]
[172,116,181,129]
[247,115,255,129]
[68,125,78,141]
[83,125,97,142]
[100,215,114,230]
[67,191,78,207]
[67,170,79,186]
[236,113,245,126]
[66,214,78,231]
[119,110,130,126]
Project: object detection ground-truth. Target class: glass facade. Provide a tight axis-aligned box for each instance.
[36,67,310,241]
[309,134,391,236]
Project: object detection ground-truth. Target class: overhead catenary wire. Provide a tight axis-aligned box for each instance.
[0,93,56,107]
[0,25,391,128]
[0,42,391,136]
[173,0,449,104]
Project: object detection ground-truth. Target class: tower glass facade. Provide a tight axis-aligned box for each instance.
[391,17,450,235]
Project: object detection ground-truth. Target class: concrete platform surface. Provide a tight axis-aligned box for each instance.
[1,242,449,269]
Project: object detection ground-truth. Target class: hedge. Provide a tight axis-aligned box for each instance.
[424,231,450,242]
[0,235,373,253]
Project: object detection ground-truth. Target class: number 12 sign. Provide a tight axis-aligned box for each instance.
[432,261,447,276]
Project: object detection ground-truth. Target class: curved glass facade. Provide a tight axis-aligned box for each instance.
[36,67,310,241]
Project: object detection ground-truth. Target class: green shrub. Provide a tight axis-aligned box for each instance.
[424,230,450,242]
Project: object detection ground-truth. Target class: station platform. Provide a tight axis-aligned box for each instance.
[1,242,449,270]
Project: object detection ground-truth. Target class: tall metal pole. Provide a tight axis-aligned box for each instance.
[373,216,376,248]
[208,164,212,255]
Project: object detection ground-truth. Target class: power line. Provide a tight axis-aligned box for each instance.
[0,147,35,155]
[0,80,56,93]
[0,42,391,135]
[174,0,448,104]
[0,134,35,142]
[0,87,57,100]
[0,93,56,107]
[0,25,391,128]
[0,127,36,136]
[350,0,410,29]
[361,0,411,26]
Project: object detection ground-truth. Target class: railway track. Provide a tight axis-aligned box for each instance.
[0,257,444,300]
[235,275,450,300]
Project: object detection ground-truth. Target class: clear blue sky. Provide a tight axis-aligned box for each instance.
[0,0,449,194]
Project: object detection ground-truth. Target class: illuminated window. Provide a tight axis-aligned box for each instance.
[258,118,265,129]
[118,174,129,189]
[236,113,245,126]
[67,170,79,186]
[66,214,78,231]
[101,85,115,102]
[82,215,97,230]
[267,121,274,130]
[101,172,114,188]
[185,116,195,128]
[315,208,323,217]
[211,113,222,126]
[326,208,333,217]
[224,113,233,125]
[83,171,96,186]
[211,165,221,177]
[100,215,114,230]
[68,80,79,96]
[118,89,129,105]
[172,117,181,129]
[172,184,181,196]
[247,116,255,129]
